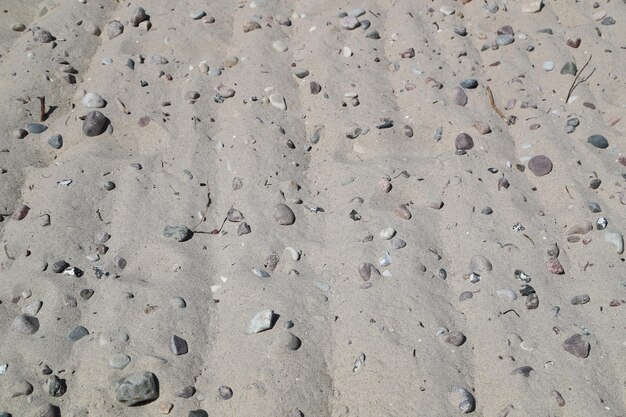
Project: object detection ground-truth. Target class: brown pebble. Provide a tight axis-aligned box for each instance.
[528,155,553,176]
[403,125,414,137]
[442,331,466,346]
[400,48,415,58]
[566,37,581,48]
[378,178,392,193]
[394,205,411,220]
[551,390,565,407]
[310,81,321,95]
[451,87,468,106]
[12,204,30,220]
[455,133,474,150]
[562,334,589,358]
[472,121,491,134]
[546,258,564,274]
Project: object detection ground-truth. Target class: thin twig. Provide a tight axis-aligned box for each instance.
[192,184,211,231]
[486,86,512,125]
[37,96,46,121]
[565,55,594,103]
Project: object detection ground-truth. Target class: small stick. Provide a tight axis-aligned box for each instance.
[565,55,595,103]
[486,86,512,125]
[37,96,46,121]
[192,185,212,231]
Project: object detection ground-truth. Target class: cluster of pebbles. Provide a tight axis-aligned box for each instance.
[0,0,624,416]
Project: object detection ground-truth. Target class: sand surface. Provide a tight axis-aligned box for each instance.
[0,0,625,416]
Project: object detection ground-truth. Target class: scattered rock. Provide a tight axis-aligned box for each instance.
[246,310,274,334]
[115,372,159,406]
[563,334,590,358]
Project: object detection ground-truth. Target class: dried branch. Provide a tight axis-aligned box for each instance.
[565,54,595,103]
[486,86,513,125]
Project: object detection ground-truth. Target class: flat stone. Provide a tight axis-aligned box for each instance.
[269,94,287,110]
[452,87,468,106]
[522,0,543,12]
[47,375,66,397]
[110,353,131,369]
[543,60,555,71]
[528,155,553,176]
[68,326,89,341]
[495,34,514,46]
[587,134,608,149]
[83,111,109,136]
[170,335,188,355]
[115,372,159,406]
[190,10,206,20]
[470,255,492,272]
[571,294,590,305]
[275,203,295,225]
[129,7,148,27]
[11,314,39,335]
[10,379,33,397]
[442,331,466,346]
[82,92,106,108]
[294,68,309,78]
[340,16,360,30]
[546,258,564,274]
[26,123,47,134]
[107,20,124,39]
[169,296,186,308]
[246,310,274,334]
[561,62,577,75]
[281,332,302,350]
[243,20,261,32]
[219,386,233,399]
[563,334,589,358]
[460,79,478,89]
[455,133,474,150]
[272,40,288,52]
[163,225,193,242]
[189,411,208,417]
[22,300,42,316]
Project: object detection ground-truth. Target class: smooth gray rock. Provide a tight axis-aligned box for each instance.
[170,335,188,355]
[470,255,492,272]
[495,34,514,45]
[11,314,39,335]
[110,353,131,369]
[452,87,468,106]
[68,326,89,341]
[115,372,159,405]
[587,134,608,149]
[82,92,106,108]
[107,20,124,39]
[561,62,577,75]
[47,134,63,149]
[83,111,109,136]
[275,204,295,225]
[130,7,148,26]
[460,79,478,89]
[563,334,590,358]
[442,331,466,346]
[246,310,274,334]
[282,332,302,350]
[26,123,47,134]
[163,225,193,242]
[455,133,474,150]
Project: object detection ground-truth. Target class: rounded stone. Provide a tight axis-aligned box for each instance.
[68,326,89,341]
[219,386,233,399]
[455,133,474,151]
[47,134,63,149]
[562,334,590,358]
[543,60,555,71]
[83,111,109,137]
[451,87,468,106]
[442,330,466,346]
[11,314,39,335]
[26,123,47,134]
[110,353,131,369]
[459,79,478,89]
[115,372,159,406]
[470,255,492,272]
[81,92,106,109]
[587,134,608,149]
[528,155,553,176]
[281,332,302,350]
[275,203,295,225]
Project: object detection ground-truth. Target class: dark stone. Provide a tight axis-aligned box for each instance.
[163,225,193,242]
[563,334,590,358]
[175,385,196,398]
[26,123,48,134]
[601,16,615,25]
[170,335,188,355]
[455,133,474,150]
[80,289,94,300]
[189,411,208,417]
[587,134,608,149]
[83,111,109,137]
[52,260,69,273]
[460,79,478,89]
[115,372,159,406]
[528,155,553,176]
[68,326,89,341]
[48,134,63,149]
[219,385,233,400]
[560,62,577,75]
[47,375,66,397]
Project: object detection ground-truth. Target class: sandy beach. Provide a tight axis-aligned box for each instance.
[0,0,624,416]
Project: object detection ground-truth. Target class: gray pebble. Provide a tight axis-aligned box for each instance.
[26,123,47,134]
[571,294,590,305]
[365,30,380,39]
[455,133,474,151]
[169,296,187,308]
[130,7,148,27]
[52,260,69,273]
[47,375,66,397]
[275,203,296,225]
[560,62,577,75]
[246,310,274,334]
[495,34,514,46]
[115,372,159,406]
[562,334,589,358]
[110,353,131,369]
[189,411,208,417]
[163,225,193,242]
[452,87,468,106]
[219,385,233,399]
[587,134,608,149]
[107,20,124,39]
[281,332,302,350]
[47,134,63,149]
[460,79,478,89]
[68,326,89,341]
[170,335,188,355]
[104,181,116,191]
[587,202,602,213]
[601,16,615,25]
[190,10,206,20]
[176,385,196,398]
[481,207,493,215]
[442,330,466,346]
[83,111,109,136]
[11,314,39,335]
